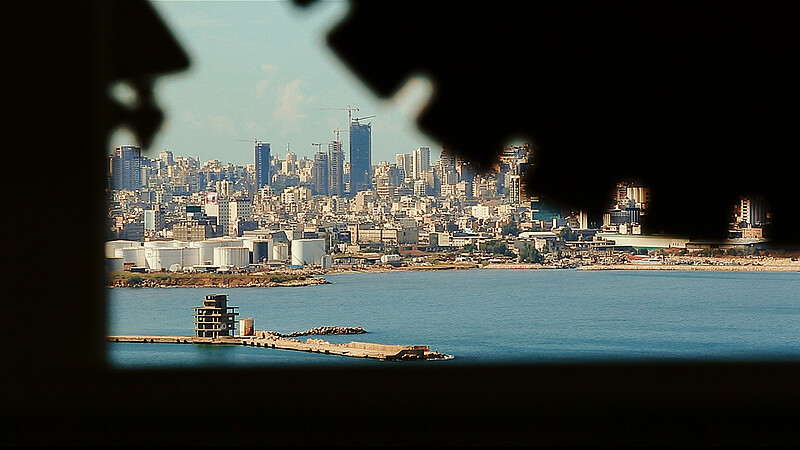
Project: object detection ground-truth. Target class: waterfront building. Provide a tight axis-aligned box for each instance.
[349,121,372,195]
[255,141,271,188]
[739,196,767,227]
[290,238,326,266]
[193,294,239,339]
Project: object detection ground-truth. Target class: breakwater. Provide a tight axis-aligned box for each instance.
[267,325,366,338]
[108,325,451,361]
[577,263,800,272]
[109,272,331,288]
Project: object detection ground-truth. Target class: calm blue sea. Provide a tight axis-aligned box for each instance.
[107,269,800,368]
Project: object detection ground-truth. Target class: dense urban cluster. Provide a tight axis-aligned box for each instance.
[107,118,772,273]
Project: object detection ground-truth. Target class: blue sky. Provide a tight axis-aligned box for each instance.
[109,0,440,166]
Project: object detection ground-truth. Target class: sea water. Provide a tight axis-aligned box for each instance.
[107,269,800,368]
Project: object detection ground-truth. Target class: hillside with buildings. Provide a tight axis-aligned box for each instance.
[107,124,784,276]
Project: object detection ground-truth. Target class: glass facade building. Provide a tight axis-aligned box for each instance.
[255,142,271,188]
[349,122,371,195]
[110,145,142,190]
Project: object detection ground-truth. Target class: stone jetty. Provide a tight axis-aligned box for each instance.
[274,325,366,338]
[108,325,451,361]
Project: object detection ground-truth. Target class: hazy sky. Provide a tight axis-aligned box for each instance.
[109,0,441,166]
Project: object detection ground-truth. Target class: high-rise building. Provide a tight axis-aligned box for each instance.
[143,208,165,234]
[349,122,372,195]
[440,146,455,169]
[412,146,431,180]
[328,140,345,197]
[396,153,411,180]
[282,150,297,175]
[255,141,271,188]
[740,196,767,226]
[158,148,174,168]
[110,145,142,190]
[312,151,329,196]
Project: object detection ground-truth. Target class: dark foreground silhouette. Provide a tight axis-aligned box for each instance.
[3,1,798,446]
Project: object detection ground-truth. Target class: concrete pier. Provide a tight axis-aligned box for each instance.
[107,333,451,361]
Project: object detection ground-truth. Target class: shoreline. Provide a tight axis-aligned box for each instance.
[575,263,800,272]
[108,257,798,288]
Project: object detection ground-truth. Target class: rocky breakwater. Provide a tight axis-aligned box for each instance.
[108,271,331,288]
[257,326,367,339]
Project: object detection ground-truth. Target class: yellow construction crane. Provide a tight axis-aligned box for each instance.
[332,128,349,142]
[320,105,359,126]
[236,138,262,146]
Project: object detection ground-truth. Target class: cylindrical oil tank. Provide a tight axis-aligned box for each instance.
[252,240,272,263]
[380,254,402,263]
[241,237,256,252]
[239,318,254,336]
[181,247,200,267]
[144,247,183,271]
[107,257,124,272]
[106,240,138,258]
[214,237,243,247]
[191,240,227,265]
[120,247,146,267]
[291,238,325,266]
[272,242,288,262]
[213,246,249,268]
[143,240,177,248]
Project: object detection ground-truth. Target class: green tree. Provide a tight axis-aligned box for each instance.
[482,240,513,256]
[501,223,520,236]
[519,243,544,263]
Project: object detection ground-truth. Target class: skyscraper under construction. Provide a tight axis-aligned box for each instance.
[349,121,372,196]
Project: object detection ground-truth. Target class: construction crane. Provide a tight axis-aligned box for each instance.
[311,142,324,153]
[332,128,350,142]
[320,105,359,127]
[351,115,375,125]
[236,138,262,146]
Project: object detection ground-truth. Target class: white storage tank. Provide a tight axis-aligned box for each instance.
[191,240,231,265]
[120,247,147,268]
[291,238,325,267]
[144,247,183,271]
[321,254,333,269]
[252,240,272,264]
[106,240,138,258]
[143,240,179,249]
[380,254,402,263]
[213,237,243,247]
[213,246,249,268]
[181,247,200,267]
[241,237,257,252]
[272,242,289,262]
[107,257,124,272]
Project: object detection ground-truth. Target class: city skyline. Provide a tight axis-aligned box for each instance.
[109,0,440,166]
